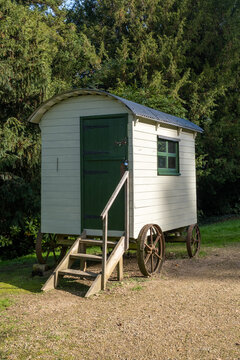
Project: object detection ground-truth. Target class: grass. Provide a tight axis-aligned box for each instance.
[0,298,12,311]
[0,253,48,297]
[165,218,240,259]
[0,218,239,300]
[131,285,143,291]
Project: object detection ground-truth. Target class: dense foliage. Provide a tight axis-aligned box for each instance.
[0,0,239,258]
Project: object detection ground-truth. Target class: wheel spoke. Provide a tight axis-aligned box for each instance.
[153,235,160,247]
[145,243,152,251]
[150,228,153,245]
[144,252,152,265]
[151,254,153,272]
[153,251,162,260]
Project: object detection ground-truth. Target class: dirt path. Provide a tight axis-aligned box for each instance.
[1,245,240,360]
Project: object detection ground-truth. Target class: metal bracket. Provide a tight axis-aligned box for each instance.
[134,118,139,126]
[177,127,183,136]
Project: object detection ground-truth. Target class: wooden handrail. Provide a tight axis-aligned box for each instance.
[101,170,129,290]
[101,171,129,219]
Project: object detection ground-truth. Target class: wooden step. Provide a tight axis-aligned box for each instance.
[79,239,117,247]
[59,269,98,279]
[70,253,102,261]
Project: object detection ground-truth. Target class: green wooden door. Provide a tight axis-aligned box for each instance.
[81,114,128,232]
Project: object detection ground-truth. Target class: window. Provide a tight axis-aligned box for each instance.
[157,137,180,175]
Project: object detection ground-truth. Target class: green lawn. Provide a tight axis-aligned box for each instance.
[166,218,240,258]
[0,218,239,305]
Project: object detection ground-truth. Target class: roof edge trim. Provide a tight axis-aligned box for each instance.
[28,88,203,133]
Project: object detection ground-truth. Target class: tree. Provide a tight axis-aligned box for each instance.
[0,0,99,257]
[68,0,240,215]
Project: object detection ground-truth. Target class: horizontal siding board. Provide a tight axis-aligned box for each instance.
[134,127,192,139]
[42,154,80,163]
[134,183,196,193]
[134,201,196,217]
[134,174,196,182]
[135,120,194,137]
[134,131,158,142]
[42,205,80,215]
[134,211,197,228]
[42,161,80,170]
[41,221,81,235]
[42,139,79,148]
[43,132,80,141]
[42,197,80,207]
[134,195,196,208]
[134,162,157,170]
[41,125,79,134]
[133,163,196,174]
[133,146,195,157]
[134,189,196,201]
[133,128,194,143]
[43,191,80,200]
[42,212,80,221]
[133,169,194,177]
[47,107,128,118]
[42,147,80,156]
[42,176,79,185]
[134,138,156,149]
[47,101,126,113]
[42,183,80,192]
[41,118,79,127]
[133,158,195,169]
[134,215,197,236]
[42,169,80,177]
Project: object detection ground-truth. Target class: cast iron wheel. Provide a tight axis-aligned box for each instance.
[35,231,68,265]
[137,224,165,276]
[186,224,201,258]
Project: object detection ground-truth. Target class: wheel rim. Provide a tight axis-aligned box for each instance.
[137,224,165,276]
[187,224,201,257]
[35,231,68,265]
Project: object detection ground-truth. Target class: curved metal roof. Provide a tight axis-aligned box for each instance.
[28,88,203,133]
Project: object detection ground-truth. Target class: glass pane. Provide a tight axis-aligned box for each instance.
[168,157,176,169]
[168,141,176,154]
[158,156,166,168]
[158,139,166,152]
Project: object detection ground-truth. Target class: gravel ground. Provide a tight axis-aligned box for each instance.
[0,245,240,360]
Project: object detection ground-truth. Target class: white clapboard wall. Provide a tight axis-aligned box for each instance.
[132,118,197,238]
[40,94,197,238]
[40,95,133,236]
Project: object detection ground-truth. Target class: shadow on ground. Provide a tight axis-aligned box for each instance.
[1,246,239,297]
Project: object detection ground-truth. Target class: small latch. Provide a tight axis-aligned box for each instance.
[115,137,127,147]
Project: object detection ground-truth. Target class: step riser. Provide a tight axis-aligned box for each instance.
[59,269,97,279]
[70,254,102,261]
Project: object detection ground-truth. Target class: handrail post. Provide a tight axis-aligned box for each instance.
[101,214,108,290]
[125,173,130,251]
[100,171,130,288]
